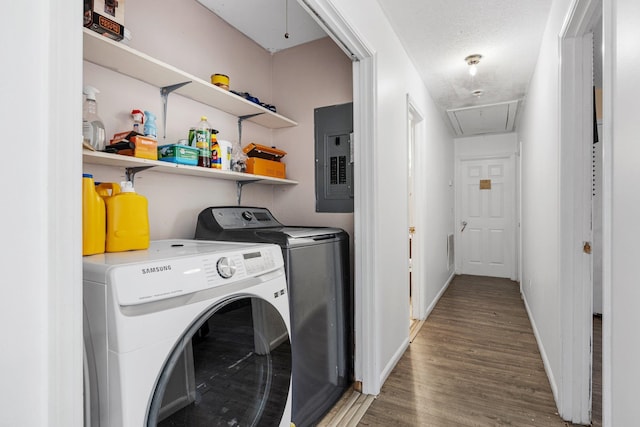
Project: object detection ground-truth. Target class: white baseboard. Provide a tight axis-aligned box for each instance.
[424,271,456,319]
[522,292,560,409]
[380,272,456,386]
[379,336,409,388]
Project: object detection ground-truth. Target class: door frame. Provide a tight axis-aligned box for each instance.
[558,0,600,423]
[455,153,518,281]
[407,94,426,320]
[298,0,380,394]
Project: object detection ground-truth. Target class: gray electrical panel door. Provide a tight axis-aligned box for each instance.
[315,102,354,213]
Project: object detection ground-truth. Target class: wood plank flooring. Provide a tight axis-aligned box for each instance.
[356,275,582,427]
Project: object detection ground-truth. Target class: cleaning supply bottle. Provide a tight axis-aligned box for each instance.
[231,139,247,172]
[192,116,211,168]
[131,109,144,133]
[143,110,157,139]
[105,181,150,252]
[82,86,106,151]
[210,129,220,168]
[82,174,106,256]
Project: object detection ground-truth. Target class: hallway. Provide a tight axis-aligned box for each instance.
[355,275,581,426]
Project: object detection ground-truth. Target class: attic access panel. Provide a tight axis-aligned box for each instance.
[447,100,519,136]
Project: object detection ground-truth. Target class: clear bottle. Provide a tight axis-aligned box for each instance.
[192,116,212,168]
[82,86,106,151]
[231,139,247,172]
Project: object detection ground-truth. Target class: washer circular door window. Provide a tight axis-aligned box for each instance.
[146,295,291,426]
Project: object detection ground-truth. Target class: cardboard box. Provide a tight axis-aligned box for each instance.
[110,135,157,160]
[158,144,199,166]
[84,0,125,41]
[245,157,286,179]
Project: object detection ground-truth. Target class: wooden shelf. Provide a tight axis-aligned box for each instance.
[83,28,297,129]
[83,150,298,185]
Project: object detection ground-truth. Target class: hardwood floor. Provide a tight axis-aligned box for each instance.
[356,275,582,427]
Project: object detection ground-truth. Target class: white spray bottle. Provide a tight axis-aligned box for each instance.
[83,85,106,151]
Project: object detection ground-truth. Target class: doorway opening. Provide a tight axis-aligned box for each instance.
[407,96,424,341]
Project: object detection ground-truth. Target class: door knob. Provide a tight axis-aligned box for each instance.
[461,221,468,232]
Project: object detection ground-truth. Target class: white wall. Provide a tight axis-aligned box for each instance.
[2,1,82,425]
[517,0,575,412]
[455,133,518,157]
[605,0,640,424]
[270,37,354,241]
[325,0,456,390]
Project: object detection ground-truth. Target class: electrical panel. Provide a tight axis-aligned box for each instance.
[315,103,354,213]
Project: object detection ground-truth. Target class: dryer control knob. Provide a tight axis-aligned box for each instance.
[216,257,237,279]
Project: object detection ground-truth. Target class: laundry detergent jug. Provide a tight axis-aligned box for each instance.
[82,173,106,256]
[105,181,150,252]
[95,181,121,199]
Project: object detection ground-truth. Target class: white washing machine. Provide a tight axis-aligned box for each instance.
[83,239,292,427]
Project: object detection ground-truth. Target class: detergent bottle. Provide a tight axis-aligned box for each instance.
[95,181,121,199]
[82,174,106,256]
[105,181,150,252]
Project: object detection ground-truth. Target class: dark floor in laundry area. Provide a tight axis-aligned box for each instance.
[157,299,291,427]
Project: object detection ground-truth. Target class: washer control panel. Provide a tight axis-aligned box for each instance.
[207,206,282,229]
[112,243,282,306]
[216,257,236,278]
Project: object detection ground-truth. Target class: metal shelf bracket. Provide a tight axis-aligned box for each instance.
[236,180,260,205]
[238,113,264,147]
[160,81,192,140]
[125,166,155,185]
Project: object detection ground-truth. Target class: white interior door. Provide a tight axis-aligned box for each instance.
[458,156,516,279]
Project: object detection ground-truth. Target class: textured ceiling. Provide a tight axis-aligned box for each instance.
[200,0,554,133]
[376,0,553,111]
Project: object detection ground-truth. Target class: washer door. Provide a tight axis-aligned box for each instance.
[146,296,291,426]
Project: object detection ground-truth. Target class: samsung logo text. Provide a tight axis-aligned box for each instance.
[141,265,172,275]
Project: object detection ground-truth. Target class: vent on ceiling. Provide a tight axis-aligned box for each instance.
[447,100,519,136]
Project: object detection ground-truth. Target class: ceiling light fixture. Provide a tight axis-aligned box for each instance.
[465,54,482,77]
[284,0,290,39]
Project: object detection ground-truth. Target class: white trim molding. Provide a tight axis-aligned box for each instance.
[297,0,380,395]
[557,0,601,423]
